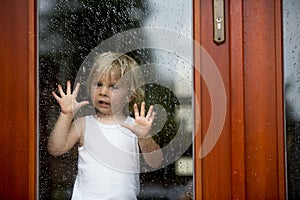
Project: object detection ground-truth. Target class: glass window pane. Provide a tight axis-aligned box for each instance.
[38,0,193,199]
[283,0,300,198]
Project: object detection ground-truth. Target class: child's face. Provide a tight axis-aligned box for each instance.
[90,67,130,117]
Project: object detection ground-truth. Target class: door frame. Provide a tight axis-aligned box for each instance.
[0,0,285,199]
[0,0,36,199]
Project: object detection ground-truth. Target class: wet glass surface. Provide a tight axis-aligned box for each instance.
[38,0,193,199]
[283,0,300,199]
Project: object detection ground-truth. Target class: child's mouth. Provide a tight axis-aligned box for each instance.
[99,100,110,107]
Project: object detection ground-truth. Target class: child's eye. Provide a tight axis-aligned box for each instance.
[110,85,119,90]
[96,82,102,87]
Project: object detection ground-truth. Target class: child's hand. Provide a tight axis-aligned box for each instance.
[52,81,89,115]
[122,102,156,138]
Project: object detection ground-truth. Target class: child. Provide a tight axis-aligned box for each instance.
[48,52,163,199]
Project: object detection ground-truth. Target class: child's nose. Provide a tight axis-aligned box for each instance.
[99,86,109,96]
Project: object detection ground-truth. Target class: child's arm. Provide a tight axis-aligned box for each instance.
[138,137,163,169]
[48,81,89,156]
[122,102,163,168]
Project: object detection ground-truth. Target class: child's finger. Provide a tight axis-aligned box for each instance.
[146,105,154,118]
[58,85,65,96]
[140,102,145,117]
[52,91,61,101]
[134,103,139,119]
[78,100,89,108]
[73,83,80,96]
[150,111,156,121]
[66,81,71,95]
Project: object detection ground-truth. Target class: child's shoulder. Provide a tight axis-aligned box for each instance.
[74,115,95,126]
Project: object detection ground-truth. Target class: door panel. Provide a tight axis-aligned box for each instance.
[193,0,285,199]
[243,1,284,199]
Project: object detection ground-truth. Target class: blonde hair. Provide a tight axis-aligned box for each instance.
[86,51,145,104]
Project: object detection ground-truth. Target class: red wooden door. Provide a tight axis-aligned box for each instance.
[194,0,285,199]
[0,0,36,199]
[0,0,285,199]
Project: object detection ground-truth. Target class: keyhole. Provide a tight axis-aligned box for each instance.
[216,17,222,30]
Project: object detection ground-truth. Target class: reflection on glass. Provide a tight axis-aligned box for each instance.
[39,0,193,199]
[283,0,300,199]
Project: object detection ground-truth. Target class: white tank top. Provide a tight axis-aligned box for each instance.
[71,116,140,200]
